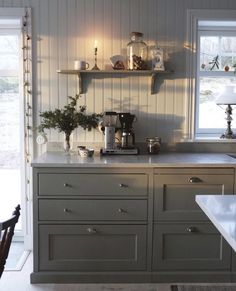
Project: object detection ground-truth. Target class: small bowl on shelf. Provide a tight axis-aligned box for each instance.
[78,148,94,158]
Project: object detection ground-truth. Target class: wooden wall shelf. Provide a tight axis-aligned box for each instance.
[57,69,173,94]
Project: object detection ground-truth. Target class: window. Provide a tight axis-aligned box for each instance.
[196,21,236,137]
[186,10,236,140]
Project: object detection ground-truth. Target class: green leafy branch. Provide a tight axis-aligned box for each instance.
[38,94,102,137]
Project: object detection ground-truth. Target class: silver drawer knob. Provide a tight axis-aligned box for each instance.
[119,183,128,188]
[188,177,202,183]
[118,208,127,213]
[186,226,197,233]
[63,183,69,187]
[87,227,97,234]
[63,208,70,213]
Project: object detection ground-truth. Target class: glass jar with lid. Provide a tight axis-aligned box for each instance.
[146,137,161,154]
[127,32,148,70]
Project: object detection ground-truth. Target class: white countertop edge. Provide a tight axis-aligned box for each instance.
[196,195,236,252]
[31,152,236,168]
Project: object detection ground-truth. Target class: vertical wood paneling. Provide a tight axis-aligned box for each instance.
[75,0,86,142]
[84,0,95,141]
[3,0,236,146]
[164,0,175,143]
[94,0,104,142]
[103,0,112,111]
[48,0,59,143]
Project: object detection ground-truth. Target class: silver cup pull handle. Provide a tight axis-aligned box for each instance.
[188,177,202,183]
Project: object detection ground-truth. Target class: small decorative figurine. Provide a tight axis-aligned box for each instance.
[150,46,165,71]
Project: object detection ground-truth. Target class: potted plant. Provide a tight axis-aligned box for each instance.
[38,94,101,153]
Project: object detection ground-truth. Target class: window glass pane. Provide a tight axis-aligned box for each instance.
[198,77,236,129]
[200,36,219,71]
[0,35,19,70]
[200,36,236,71]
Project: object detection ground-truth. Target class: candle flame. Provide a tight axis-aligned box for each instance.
[94,40,98,49]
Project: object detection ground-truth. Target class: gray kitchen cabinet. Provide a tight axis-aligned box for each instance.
[152,223,231,271]
[39,224,147,271]
[154,168,234,221]
[31,167,150,283]
[38,172,148,196]
[152,168,234,274]
[38,199,147,221]
[31,165,235,283]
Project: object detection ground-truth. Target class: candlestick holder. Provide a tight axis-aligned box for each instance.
[91,47,100,70]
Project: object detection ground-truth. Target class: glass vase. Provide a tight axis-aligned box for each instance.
[63,132,73,154]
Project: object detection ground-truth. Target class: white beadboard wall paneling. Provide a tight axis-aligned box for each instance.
[120,0,131,113]
[103,0,113,111]
[111,0,122,114]
[75,0,86,142]
[48,0,59,145]
[3,0,236,149]
[84,0,95,141]
[164,0,175,144]
[67,0,78,142]
[58,0,68,117]
[173,0,187,143]
[154,0,166,141]
[39,0,50,138]
[146,0,158,139]
[129,0,140,120]
[136,0,149,142]
[93,0,104,143]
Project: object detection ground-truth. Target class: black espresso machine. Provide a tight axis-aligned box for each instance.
[100,112,139,155]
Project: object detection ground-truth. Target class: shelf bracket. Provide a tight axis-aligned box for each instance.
[77,72,83,94]
[151,73,157,94]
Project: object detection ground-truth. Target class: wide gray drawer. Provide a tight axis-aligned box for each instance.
[38,173,148,196]
[38,199,147,221]
[39,224,147,271]
[152,223,231,271]
[154,173,234,221]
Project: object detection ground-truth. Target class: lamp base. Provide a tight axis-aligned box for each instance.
[220,133,236,139]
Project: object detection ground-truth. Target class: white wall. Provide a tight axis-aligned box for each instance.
[2,0,236,154]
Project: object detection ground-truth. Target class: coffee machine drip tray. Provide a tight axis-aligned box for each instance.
[100,148,139,155]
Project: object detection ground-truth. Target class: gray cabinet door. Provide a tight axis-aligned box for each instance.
[38,173,148,196]
[152,223,231,271]
[39,224,147,271]
[154,173,234,221]
[38,199,147,221]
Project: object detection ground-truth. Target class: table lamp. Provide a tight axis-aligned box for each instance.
[216,85,236,139]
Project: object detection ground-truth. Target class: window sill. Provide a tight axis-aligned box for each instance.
[182,137,236,143]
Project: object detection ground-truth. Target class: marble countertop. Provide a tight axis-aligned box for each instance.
[196,195,236,252]
[31,151,236,167]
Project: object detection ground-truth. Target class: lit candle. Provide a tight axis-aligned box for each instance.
[94,40,98,54]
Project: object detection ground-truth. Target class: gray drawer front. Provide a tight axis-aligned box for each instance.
[39,224,147,271]
[39,199,147,221]
[154,174,234,221]
[152,223,231,271]
[38,173,148,196]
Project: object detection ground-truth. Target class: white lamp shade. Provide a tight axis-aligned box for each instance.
[216,86,236,105]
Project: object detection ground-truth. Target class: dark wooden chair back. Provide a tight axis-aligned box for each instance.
[0,205,20,278]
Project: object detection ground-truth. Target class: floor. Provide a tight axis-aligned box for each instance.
[5,241,24,270]
[0,253,171,291]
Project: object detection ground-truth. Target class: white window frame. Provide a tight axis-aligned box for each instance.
[186,9,236,141]
[196,29,236,137]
